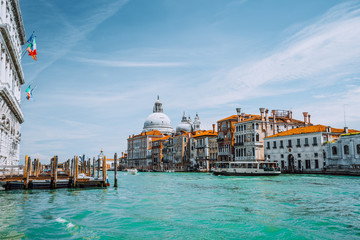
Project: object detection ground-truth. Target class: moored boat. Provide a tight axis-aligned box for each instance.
[213,161,281,176]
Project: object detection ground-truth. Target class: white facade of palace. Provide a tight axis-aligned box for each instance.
[0,0,25,166]
[325,133,360,169]
[264,125,352,173]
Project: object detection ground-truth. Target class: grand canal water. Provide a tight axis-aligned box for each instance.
[1,173,360,239]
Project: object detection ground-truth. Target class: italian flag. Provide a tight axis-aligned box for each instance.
[28,37,37,61]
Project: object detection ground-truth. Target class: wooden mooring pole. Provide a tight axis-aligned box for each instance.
[24,155,31,189]
[114,153,118,187]
[74,156,79,187]
[97,158,100,179]
[102,156,107,187]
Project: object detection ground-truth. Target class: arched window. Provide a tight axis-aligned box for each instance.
[344,145,349,155]
[256,133,260,142]
[357,144,360,155]
[256,123,259,130]
[332,146,337,155]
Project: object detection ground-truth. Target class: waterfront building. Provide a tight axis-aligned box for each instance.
[0,0,25,166]
[151,135,170,171]
[325,132,360,171]
[217,115,238,162]
[209,136,218,169]
[192,126,217,171]
[172,132,191,171]
[265,125,357,173]
[127,130,164,170]
[234,108,308,162]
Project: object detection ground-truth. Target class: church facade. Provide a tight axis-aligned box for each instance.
[0,0,26,166]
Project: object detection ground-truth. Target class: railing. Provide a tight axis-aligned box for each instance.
[296,145,301,148]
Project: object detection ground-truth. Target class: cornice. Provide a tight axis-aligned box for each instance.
[0,24,25,85]
[0,86,24,123]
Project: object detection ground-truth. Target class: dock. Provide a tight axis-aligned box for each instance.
[0,155,110,191]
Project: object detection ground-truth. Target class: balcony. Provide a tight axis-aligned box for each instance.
[218,152,230,156]
[286,145,292,148]
[195,144,206,149]
[312,143,318,146]
[296,145,301,148]
[234,142,244,146]
[273,146,277,149]
[304,144,309,147]
[280,146,284,149]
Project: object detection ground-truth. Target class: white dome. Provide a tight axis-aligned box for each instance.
[143,112,174,134]
[176,122,192,132]
[143,97,175,134]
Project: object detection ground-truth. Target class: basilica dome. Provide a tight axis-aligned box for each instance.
[143,97,175,134]
[176,112,192,133]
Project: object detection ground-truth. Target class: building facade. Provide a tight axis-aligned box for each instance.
[265,125,357,173]
[192,127,217,171]
[234,108,308,162]
[0,0,25,166]
[325,132,360,170]
[127,130,164,170]
[217,115,238,162]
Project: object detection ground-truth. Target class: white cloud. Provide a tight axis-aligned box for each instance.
[199,1,360,106]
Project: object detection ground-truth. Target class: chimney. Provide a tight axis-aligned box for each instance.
[290,111,293,119]
[344,127,349,133]
[212,124,215,133]
[326,126,331,133]
[308,114,311,124]
[265,109,269,122]
[241,113,245,121]
[303,112,308,125]
[236,108,241,122]
[122,152,124,158]
[259,108,265,121]
[272,110,276,123]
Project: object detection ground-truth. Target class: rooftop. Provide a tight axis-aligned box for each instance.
[266,124,360,138]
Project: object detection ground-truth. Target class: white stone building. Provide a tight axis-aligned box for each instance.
[234,108,308,162]
[0,0,25,166]
[325,132,360,170]
[264,125,357,173]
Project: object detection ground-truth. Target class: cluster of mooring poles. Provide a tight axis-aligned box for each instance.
[0,153,120,191]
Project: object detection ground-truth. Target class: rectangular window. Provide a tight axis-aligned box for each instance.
[305,138,309,146]
[296,139,301,147]
[315,160,319,169]
[298,160,302,169]
[313,137,318,146]
[297,153,301,157]
[273,141,277,149]
[281,161,285,169]
[281,154,284,158]
[287,140,292,148]
[266,142,270,149]
[280,140,284,148]
[314,153,318,157]
[306,160,311,169]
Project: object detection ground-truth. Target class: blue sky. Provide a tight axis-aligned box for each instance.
[19,0,360,162]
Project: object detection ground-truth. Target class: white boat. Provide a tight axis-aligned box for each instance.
[127,169,138,175]
[165,170,175,173]
[213,161,281,176]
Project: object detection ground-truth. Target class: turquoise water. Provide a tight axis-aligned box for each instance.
[1,173,360,239]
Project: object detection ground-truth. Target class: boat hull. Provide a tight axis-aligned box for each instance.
[213,171,281,176]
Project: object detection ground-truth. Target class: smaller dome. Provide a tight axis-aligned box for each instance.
[176,112,193,133]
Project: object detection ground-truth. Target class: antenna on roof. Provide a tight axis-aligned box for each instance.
[344,104,348,127]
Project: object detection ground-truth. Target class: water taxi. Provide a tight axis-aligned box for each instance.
[213,161,281,176]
